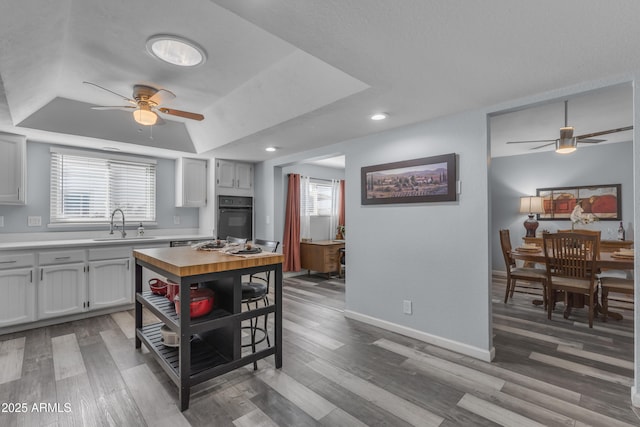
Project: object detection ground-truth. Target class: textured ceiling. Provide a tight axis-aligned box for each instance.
[0,1,639,160]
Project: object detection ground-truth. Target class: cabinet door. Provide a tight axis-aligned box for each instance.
[176,157,207,207]
[235,162,253,190]
[216,160,236,188]
[0,268,35,327]
[88,258,132,310]
[38,263,86,319]
[0,133,26,204]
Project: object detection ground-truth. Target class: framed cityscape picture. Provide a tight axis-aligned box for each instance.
[361,153,457,205]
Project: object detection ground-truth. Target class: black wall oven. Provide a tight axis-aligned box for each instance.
[217,195,253,240]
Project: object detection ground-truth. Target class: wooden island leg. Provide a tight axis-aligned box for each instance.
[135,262,142,349]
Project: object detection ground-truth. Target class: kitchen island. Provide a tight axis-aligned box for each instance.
[133,246,284,411]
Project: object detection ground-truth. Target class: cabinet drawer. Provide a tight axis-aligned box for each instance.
[0,252,35,269]
[89,247,132,261]
[39,250,85,265]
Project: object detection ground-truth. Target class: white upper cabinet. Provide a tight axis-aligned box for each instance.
[0,132,26,204]
[216,159,253,195]
[176,157,207,207]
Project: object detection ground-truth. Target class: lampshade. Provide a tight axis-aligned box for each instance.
[555,126,577,154]
[133,106,157,126]
[519,196,544,214]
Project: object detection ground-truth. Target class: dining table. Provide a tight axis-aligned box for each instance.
[510,246,634,320]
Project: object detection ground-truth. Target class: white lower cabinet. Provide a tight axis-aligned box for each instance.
[38,262,86,319]
[88,258,132,310]
[0,267,35,327]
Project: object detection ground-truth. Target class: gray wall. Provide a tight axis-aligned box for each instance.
[256,107,492,359]
[490,141,634,271]
[0,141,199,235]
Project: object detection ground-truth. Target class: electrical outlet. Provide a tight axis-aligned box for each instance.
[173,216,181,225]
[28,216,42,227]
[0,216,4,227]
[403,300,412,314]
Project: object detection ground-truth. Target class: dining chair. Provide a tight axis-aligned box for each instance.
[499,229,547,307]
[600,276,634,322]
[241,238,279,370]
[543,232,599,327]
[557,229,601,259]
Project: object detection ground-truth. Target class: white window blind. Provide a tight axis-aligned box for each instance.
[301,180,333,216]
[50,149,156,223]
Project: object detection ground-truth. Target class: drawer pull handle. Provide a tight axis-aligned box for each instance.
[54,256,71,260]
[0,260,17,264]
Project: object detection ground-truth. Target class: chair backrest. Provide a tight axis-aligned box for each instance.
[226,235,248,244]
[254,239,280,252]
[499,229,516,269]
[542,232,598,280]
[557,229,601,259]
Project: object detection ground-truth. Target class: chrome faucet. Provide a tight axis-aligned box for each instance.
[109,208,126,238]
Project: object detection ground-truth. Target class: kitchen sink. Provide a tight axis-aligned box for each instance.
[93,236,157,241]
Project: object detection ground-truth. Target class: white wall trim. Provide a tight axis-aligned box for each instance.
[632,386,640,407]
[344,309,495,362]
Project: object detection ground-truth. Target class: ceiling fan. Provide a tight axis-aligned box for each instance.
[506,100,632,153]
[83,81,204,126]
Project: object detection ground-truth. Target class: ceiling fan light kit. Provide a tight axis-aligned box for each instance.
[555,126,577,154]
[134,105,157,126]
[146,34,207,67]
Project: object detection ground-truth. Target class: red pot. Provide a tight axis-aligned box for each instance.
[149,278,167,296]
[174,287,215,318]
[165,280,179,302]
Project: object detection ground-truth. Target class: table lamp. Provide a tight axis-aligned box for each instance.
[519,196,544,237]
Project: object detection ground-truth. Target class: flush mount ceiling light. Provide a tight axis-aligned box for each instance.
[146,34,207,67]
[370,113,388,121]
[133,105,158,126]
[265,147,277,152]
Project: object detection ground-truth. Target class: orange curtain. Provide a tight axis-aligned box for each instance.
[283,174,301,272]
[338,179,345,227]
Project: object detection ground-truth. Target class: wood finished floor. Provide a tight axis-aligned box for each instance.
[0,273,637,426]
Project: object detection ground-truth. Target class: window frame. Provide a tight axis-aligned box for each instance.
[49,147,157,226]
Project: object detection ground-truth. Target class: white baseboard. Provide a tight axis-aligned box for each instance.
[632,386,640,408]
[344,309,495,362]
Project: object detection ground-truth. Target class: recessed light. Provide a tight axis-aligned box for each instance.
[265,147,277,152]
[370,113,388,121]
[146,34,207,67]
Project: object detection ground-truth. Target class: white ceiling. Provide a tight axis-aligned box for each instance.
[1,1,639,161]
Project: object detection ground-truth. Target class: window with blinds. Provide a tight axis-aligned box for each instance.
[301,180,333,216]
[50,148,156,224]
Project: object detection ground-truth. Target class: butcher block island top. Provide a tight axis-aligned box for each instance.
[133,245,284,277]
[133,245,284,411]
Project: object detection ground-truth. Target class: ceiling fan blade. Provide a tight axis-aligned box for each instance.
[531,141,557,150]
[90,105,136,111]
[576,138,605,144]
[575,126,633,140]
[149,89,176,105]
[83,81,136,105]
[157,107,204,121]
[506,139,556,144]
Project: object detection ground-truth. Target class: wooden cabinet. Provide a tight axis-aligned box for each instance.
[216,159,253,192]
[176,157,207,207]
[0,132,26,204]
[0,252,35,327]
[300,240,345,277]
